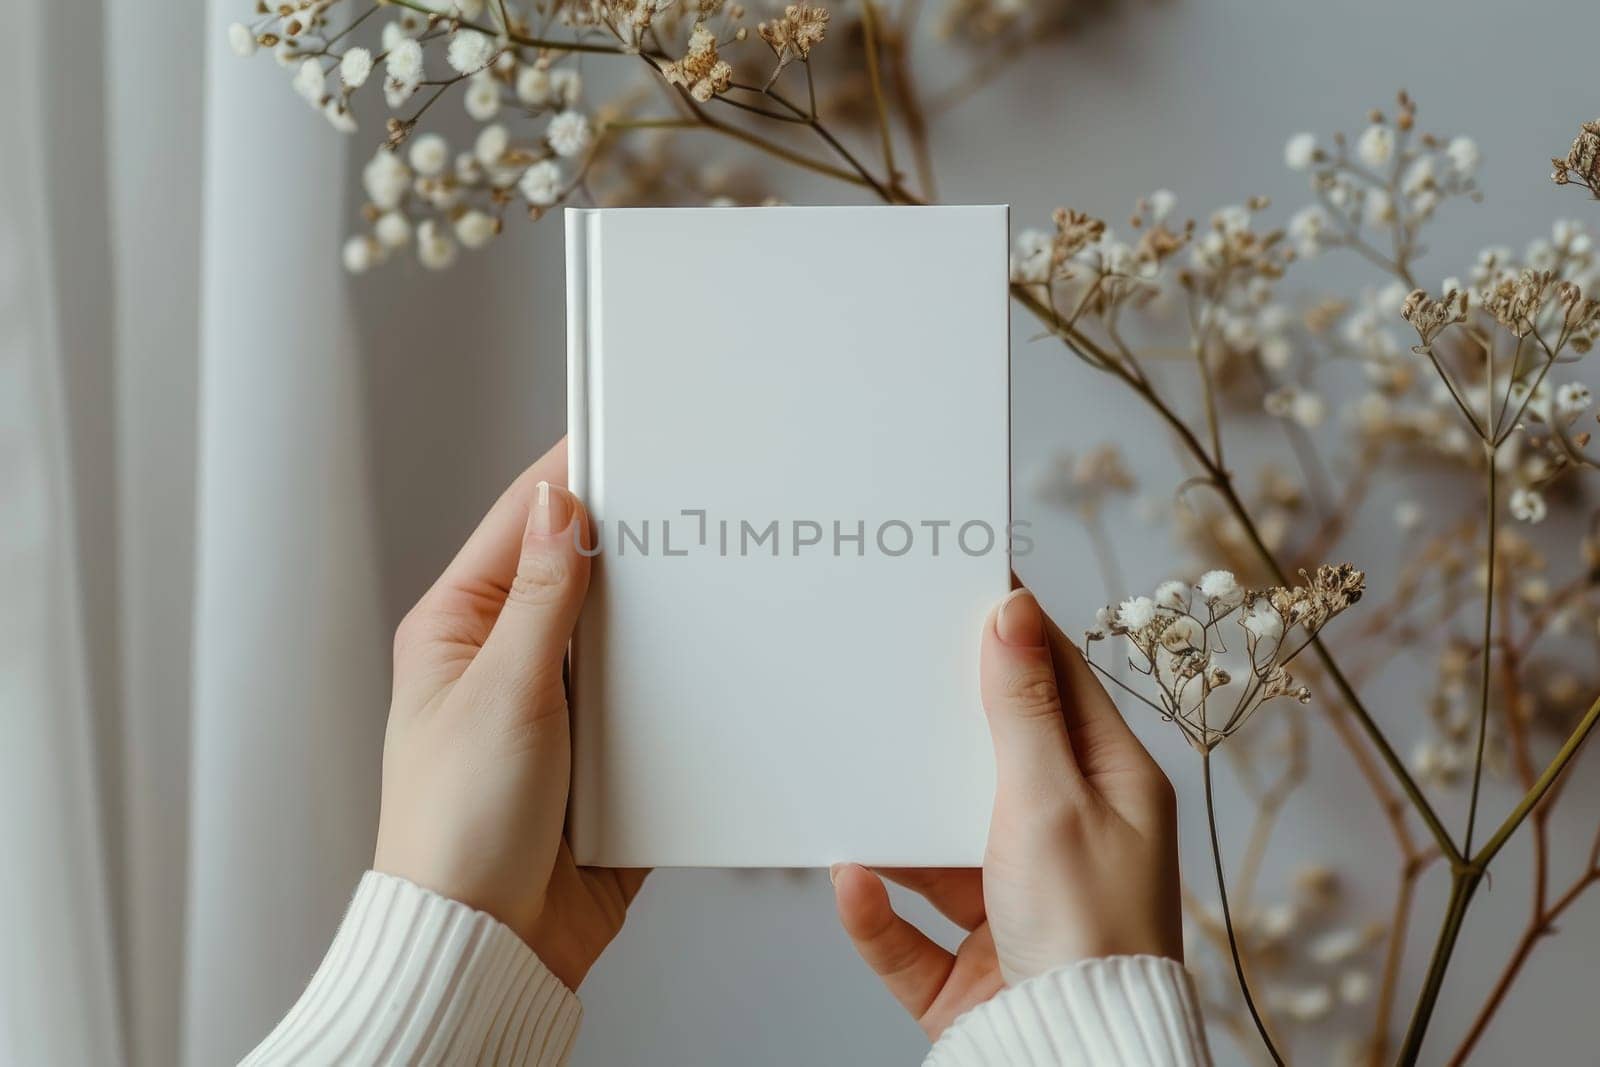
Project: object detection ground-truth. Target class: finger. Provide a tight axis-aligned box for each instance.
[614,868,650,905]
[437,438,570,608]
[832,864,955,1022]
[979,588,1083,798]
[1043,614,1165,791]
[394,439,570,692]
[877,868,985,932]
[464,481,591,711]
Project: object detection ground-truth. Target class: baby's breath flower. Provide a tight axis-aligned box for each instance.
[292,59,326,105]
[1556,381,1593,417]
[1198,569,1244,608]
[1242,602,1284,642]
[1446,135,1480,178]
[1160,615,1204,652]
[546,110,593,158]
[1289,205,1328,257]
[417,218,458,270]
[1339,971,1373,1005]
[1284,132,1317,171]
[1509,488,1547,524]
[1364,188,1394,227]
[408,133,450,177]
[474,123,509,166]
[1117,596,1157,631]
[384,38,424,107]
[517,66,551,105]
[342,234,381,273]
[446,29,498,75]
[227,22,258,58]
[518,160,563,206]
[374,211,411,249]
[465,72,501,121]
[1154,580,1189,610]
[1356,124,1394,168]
[454,209,499,249]
[362,148,411,210]
[341,47,373,88]
[1147,189,1177,222]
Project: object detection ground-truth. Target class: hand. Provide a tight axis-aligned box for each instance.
[831,588,1182,1040]
[373,438,645,991]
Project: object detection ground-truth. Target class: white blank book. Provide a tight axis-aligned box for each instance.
[567,205,1010,867]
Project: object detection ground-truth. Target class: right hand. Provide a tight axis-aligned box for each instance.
[831,588,1183,1039]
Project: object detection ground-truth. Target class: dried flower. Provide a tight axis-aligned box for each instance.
[1552,119,1600,193]
[758,3,830,70]
[1400,287,1468,348]
[662,24,734,103]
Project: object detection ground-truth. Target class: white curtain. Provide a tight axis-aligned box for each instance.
[6,3,389,1064]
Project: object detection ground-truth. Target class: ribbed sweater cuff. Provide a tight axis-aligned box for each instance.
[926,956,1211,1067]
[240,871,581,1066]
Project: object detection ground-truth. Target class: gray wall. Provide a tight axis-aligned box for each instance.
[353,2,1600,1063]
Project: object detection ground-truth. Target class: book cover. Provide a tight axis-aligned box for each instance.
[567,205,1010,867]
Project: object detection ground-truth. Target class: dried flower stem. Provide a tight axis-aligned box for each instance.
[1461,445,1497,855]
[1202,748,1286,1066]
[1398,690,1600,1061]
[857,0,898,186]
[385,0,631,54]
[1449,832,1600,1063]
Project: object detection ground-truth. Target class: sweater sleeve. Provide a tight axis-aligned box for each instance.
[239,871,582,1067]
[924,956,1212,1067]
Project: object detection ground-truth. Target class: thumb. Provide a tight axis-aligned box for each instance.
[468,481,591,709]
[979,589,1084,800]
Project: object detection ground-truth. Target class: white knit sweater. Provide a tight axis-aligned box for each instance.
[243,872,1211,1066]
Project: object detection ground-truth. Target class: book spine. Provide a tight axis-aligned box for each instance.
[565,208,596,503]
[564,208,600,861]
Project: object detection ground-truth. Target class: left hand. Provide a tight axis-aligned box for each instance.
[373,438,646,991]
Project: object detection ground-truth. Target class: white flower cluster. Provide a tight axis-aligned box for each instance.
[230,1,601,270]
[1085,565,1365,751]
[1283,105,1480,261]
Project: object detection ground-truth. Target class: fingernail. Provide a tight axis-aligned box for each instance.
[829,863,845,886]
[530,480,574,537]
[996,589,1046,648]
